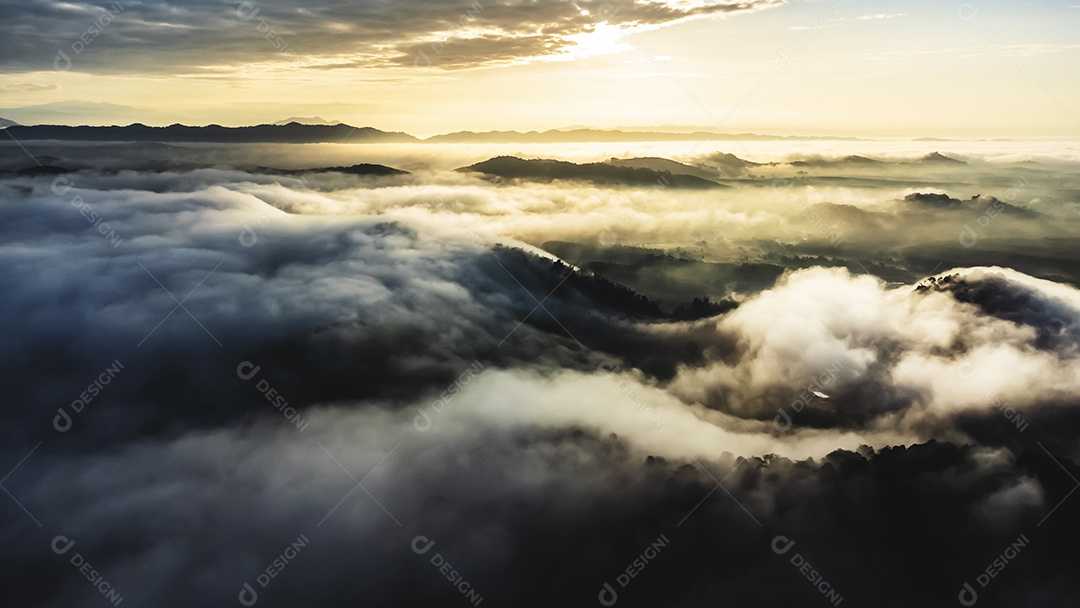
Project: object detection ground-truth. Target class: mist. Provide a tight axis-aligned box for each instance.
[2,137,1079,607]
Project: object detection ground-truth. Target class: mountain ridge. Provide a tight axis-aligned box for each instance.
[4,123,418,143]
[4,122,866,143]
[459,155,725,189]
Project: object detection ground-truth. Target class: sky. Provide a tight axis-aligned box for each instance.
[1,0,1079,137]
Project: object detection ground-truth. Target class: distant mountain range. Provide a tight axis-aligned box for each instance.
[1,122,868,143]
[2,123,418,143]
[272,116,343,126]
[0,148,968,188]
[787,152,965,168]
[0,160,412,178]
[427,129,862,143]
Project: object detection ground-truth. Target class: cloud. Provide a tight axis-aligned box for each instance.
[5,398,1077,607]
[0,82,62,94]
[1,157,1076,453]
[856,13,906,21]
[661,267,1080,448]
[0,165,749,457]
[666,266,1080,436]
[0,0,787,73]
[3,144,1080,606]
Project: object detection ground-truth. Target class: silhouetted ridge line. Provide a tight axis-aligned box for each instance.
[459,156,725,189]
[5,123,418,143]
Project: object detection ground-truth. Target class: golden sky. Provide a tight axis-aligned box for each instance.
[1,0,1078,137]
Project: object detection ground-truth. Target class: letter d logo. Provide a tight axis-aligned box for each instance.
[239,582,258,606]
[239,226,258,247]
[958,582,978,606]
[236,2,261,21]
[411,535,435,555]
[237,361,261,380]
[53,409,73,433]
[54,50,72,72]
[598,582,618,606]
[773,409,792,433]
[773,50,791,73]
[51,536,74,555]
[771,535,795,555]
[413,409,432,432]
[959,224,978,248]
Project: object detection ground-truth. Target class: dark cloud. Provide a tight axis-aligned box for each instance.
[0,161,733,458]
[3,421,1078,607]
[0,0,785,73]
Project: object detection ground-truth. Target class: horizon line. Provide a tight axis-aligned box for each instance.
[1,122,1061,143]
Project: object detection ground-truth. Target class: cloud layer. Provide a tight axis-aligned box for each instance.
[2,141,1079,606]
[0,0,784,73]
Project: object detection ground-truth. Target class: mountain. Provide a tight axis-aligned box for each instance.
[459,156,725,189]
[0,120,875,144]
[427,129,861,143]
[606,124,865,138]
[0,117,19,129]
[789,155,884,168]
[0,121,887,145]
[918,151,966,164]
[256,163,407,176]
[902,193,1037,217]
[0,159,407,178]
[902,192,965,209]
[604,157,718,180]
[4,123,419,143]
[0,153,92,176]
[699,151,762,177]
[273,116,343,126]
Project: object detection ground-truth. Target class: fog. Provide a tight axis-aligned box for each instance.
[2,137,1079,607]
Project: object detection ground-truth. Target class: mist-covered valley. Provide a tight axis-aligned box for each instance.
[3,137,1080,607]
